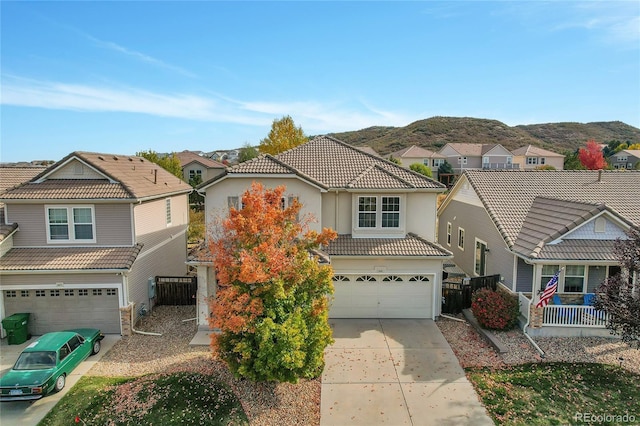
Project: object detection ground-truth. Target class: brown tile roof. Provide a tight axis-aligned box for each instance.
[175,151,226,169]
[0,223,18,241]
[326,233,452,257]
[537,239,619,261]
[512,197,610,258]
[0,167,47,192]
[390,145,444,159]
[356,146,380,157]
[445,143,500,156]
[0,244,143,271]
[511,145,564,157]
[201,136,445,191]
[461,170,640,249]
[1,152,192,201]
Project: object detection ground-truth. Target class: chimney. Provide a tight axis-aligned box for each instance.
[598,169,603,182]
[154,169,157,184]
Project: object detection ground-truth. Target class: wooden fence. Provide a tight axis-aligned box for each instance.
[155,276,197,305]
[441,274,499,314]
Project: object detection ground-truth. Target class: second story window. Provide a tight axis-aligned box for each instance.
[46,206,95,243]
[357,196,401,229]
[165,198,172,225]
[433,159,444,167]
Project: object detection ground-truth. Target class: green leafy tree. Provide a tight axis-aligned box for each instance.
[563,150,586,170]
[258,116,308,155]
[594,228,640,348]
[387,155,401,165]
[208,182,337,382]
[438,160,454,175]
[137,150,183,179]
[188,174,204,208]
[409,163,433,178]
[238,143,259,163]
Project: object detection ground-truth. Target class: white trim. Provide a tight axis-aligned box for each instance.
[457,227,465,251]
[446,222,452,246]
[474,238,488,276]
[45,204,97,244]
[35,156,117,183]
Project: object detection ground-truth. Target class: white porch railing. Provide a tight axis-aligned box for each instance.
[542,305,608,327]
[518,292,531,322]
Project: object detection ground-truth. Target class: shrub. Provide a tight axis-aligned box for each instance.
[471,288,519,330]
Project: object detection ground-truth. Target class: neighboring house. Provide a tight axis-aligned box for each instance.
[389,145,446,177]
[511,145,565,170]
[438,143,518,173]
[0,166,47,224]
[356,146,380,157]
[192,136,452,327]
[608,149,640,170]
[437,170,640,336]
[0,152,192,336]
[175,150,226,184]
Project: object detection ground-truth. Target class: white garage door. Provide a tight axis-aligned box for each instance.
[330,274,433,319]
[3,288,121,335]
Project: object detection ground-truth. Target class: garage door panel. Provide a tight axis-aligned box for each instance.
[330,275,433,319]
[3,288,121,334]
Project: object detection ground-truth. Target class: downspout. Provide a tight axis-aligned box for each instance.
[129,302,162,336]
[521,293,545,358]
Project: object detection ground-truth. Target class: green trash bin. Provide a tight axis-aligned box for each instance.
[2,313,31,345]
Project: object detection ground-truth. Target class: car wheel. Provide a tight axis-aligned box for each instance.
[91,340,101,355]
[54,374,66,392]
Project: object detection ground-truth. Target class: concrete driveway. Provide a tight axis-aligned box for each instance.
[321,319,493,426]
[0,334,120,426]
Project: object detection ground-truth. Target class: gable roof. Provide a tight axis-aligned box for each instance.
[442,143,507,156]
[611,149,640,158]
[175,150,226,169]
[452,170,640,249]
[511,197,630,258]
[200,136,445,191]
[511,145,564,157]
[1,152,192,201]
[390,145,444,159]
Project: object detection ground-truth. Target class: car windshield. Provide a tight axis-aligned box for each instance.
[14,351,56,370]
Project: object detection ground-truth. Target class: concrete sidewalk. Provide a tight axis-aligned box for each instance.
[321,319,493,425]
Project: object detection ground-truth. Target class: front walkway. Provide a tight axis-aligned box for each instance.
[321,319,493,425]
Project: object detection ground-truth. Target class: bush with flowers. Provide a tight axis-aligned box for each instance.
[471,288,520,330]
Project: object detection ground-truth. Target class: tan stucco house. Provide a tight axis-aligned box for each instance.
[193,136,452,327]
[175,150,226,184]
[389,145,446,178]
[0,152,192,336]
[511,145,565,170]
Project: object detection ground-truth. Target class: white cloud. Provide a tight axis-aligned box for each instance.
[1,75,416,132]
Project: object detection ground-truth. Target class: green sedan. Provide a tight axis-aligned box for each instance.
[0,328,104,401]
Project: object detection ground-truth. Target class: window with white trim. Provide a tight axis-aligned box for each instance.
[458,156,467,165]
[527,157,539,165]
[46,205,95,243]
[446,222,452,246]
[564,265,585,293]
[357,195,401,229]
[457,227,465,250]
[433,158,444,167]
[188,169,202,180]
[540,265,560,290]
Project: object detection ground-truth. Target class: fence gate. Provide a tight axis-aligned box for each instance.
[155,276,197,305]
[441,274,500,314]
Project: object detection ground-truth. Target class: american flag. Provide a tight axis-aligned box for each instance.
[536,270,560,308]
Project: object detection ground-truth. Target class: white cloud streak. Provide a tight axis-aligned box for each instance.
[1,75,416,132]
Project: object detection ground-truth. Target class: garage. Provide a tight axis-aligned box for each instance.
[329,274,433,319]
[3,288,121,335]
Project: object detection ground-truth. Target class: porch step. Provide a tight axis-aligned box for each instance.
[462,309,509,354]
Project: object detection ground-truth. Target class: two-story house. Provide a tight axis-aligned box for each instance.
[175,150,226,184]
[0,152,192,336]
[437,170,640,336]
[389,145,447,178]
[192,136,452,326]
[438,143,518,173]
[608,149,640,170]
[511,145,565,170]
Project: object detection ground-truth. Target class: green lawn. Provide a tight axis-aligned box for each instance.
[467,363,640,425]
[39,372,248,426]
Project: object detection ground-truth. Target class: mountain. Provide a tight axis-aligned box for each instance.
[327,117,640,156]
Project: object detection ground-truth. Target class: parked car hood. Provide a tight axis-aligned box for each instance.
[0,368,54,388]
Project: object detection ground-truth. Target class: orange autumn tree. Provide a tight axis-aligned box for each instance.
[208,182,337,382]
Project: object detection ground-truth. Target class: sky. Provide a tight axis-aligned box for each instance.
[1,1,639,163]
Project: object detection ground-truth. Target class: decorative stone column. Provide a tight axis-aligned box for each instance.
[530,304,544,328]
[120,304,133,336]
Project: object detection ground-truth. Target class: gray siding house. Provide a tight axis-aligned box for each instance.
[0,152,192,336]
[437,170,640,336]
[192,136,452,327]
[438,143,518,173]
[608,149,640,170]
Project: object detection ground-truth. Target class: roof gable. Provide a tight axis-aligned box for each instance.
[511,145,564,157]
[175,151,226,169]
[390,145,442,159]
